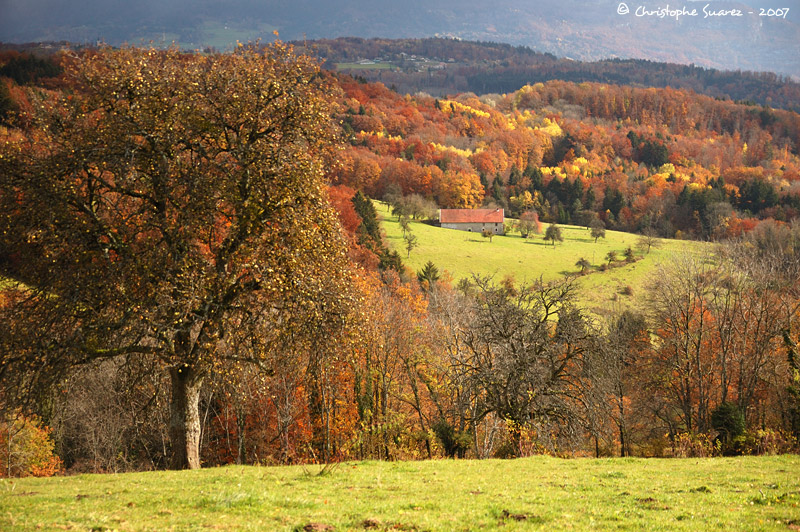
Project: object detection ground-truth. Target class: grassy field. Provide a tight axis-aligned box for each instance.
[377,203,705,315]
[1,456,798,531]
[128,20,278,51]
[336,62,395,71]
[195,21,278,51]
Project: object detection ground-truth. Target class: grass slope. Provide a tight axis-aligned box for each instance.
[2,456,798,531]
[378,203,704,315]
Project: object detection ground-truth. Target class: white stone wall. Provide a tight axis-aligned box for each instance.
[441,222,504,235]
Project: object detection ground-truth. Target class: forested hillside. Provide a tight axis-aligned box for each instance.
[298,37,800,111]
[328,73,800,243]
[1,46,799,476]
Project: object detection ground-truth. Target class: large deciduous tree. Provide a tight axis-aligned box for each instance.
[0,44,353,469]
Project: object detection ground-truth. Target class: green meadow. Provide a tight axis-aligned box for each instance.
[377,203,704,315]
[2,456,798,531]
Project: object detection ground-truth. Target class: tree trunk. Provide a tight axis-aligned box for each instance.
[307,355,327,461]
[236,406,246,465]
[169,365,204,470]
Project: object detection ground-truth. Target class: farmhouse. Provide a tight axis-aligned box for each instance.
[439,208,504,235]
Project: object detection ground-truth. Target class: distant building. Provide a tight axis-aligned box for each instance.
[439,208,504,235]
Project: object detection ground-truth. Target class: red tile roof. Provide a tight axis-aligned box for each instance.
[439,208,504,224]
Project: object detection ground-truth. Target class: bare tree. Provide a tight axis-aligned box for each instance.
[636,227,661,255]
[646,254,717,434]
[399,214,411,237]
[458,276,593,455]
[645,239,800,437]
[603,311,650,456]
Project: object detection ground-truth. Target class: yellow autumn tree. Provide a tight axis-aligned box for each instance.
[434,170,485,208]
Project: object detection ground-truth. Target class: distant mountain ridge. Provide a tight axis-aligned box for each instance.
[0,0,798,77]
[298,38,800,111]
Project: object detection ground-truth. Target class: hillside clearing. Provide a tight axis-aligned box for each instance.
[377,202,705,315]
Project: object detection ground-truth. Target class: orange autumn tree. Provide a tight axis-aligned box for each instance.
[0,43,354,470]
[347,272,443,460]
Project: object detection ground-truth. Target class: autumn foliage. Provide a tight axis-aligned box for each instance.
[0,45,799,474]
[330,75,799,240]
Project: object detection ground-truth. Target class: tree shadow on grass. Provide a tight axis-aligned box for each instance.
[523,240,555,248]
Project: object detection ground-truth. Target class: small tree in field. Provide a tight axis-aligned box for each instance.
[590,218,606,243]
[544,224,563,247]
[481,229,494,242]
[636,227,661,255]
[399,214,411,237]
[624,246,636,262]
[517,211,542,239]
[404,232,419,258]
[575,257,591,274]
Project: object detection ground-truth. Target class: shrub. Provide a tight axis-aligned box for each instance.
[493,440,517,459]
[494,421,550,458]
[738,429,796,455]
[624,246,636,262]
[671,432,718,458]
[432,419,471,458]
[639,437,669,458]
[0,415,63,477]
